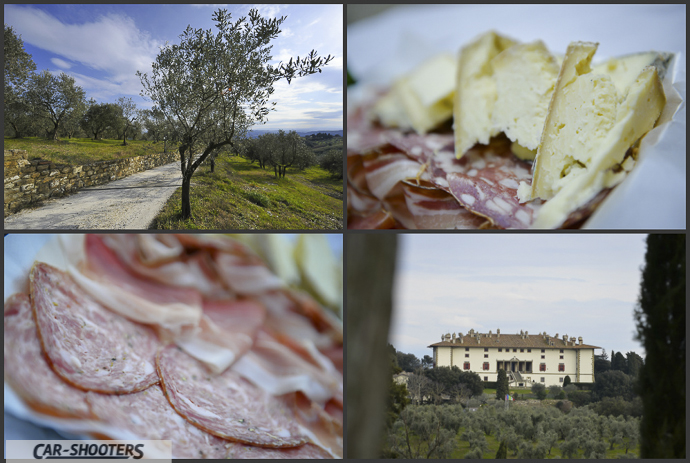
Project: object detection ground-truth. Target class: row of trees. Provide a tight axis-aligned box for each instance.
[386,402,641,458]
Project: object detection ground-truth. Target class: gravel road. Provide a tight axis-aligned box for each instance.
[4,160,183,230]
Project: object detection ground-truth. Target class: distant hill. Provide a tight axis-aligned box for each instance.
[247,129,343,139]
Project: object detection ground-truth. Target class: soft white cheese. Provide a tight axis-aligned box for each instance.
[454,31,517,158]
[528,42,667,228]
[492,41,561,151]
[372,54,456,134]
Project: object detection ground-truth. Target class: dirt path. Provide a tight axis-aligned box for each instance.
[4,160,183,230]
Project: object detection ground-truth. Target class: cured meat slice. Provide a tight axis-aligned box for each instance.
[362,147,431,200]
[225,442,333,459]
[282,392,344,458]
[402,181,489,229]
[157,344,308,448]
[73,234,202,336]
[232,330,342,404]
[347,209,398,229]
[30,262,159,394]
[98,235,231,299]
[214,252,285,295]
[175,299,266,374]
[4,293,92,418]
[86,385,228,459]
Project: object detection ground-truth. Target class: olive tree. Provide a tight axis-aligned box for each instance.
[137,8,333,219]
[27,70,86,140]
[117,96,138,145]
[4,24,38,138]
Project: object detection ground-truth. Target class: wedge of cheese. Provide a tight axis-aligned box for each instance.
[527,42,667,228]
[372,54,456,134]
[492,41,561,152]
[454,31,517,158]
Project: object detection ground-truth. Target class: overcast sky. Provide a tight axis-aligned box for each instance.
[390,234,649,362]
[4,4,343,131]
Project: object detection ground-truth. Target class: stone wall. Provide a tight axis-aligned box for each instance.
[4,149,178,217]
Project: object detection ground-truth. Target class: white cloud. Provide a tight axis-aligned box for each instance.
[5,5,162,99]
[251,4,286,19]
[50,57,71,69]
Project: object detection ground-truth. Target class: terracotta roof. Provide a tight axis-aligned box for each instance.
[427,332,600,349]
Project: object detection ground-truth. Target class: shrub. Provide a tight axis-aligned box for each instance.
[244,190,271,208]
[568,390,592,407]
[531,382,547,400]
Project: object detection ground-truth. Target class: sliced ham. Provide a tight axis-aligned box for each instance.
[156,344,308,448]
[70,234,203,337]
[86,385,228,459]
[231,330,342,405]
[175,299,266,374]
[29,262,160,394]
[4,293,92,418]
[214,252,285,295]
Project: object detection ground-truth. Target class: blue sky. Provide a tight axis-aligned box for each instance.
[390,234,649,362]
[4,4,343,131]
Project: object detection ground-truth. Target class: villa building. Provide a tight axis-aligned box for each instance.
[428,329,600,387]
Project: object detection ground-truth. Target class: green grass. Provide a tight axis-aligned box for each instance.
[482,388,532,398]
[4,137,175,165]
[151,154,343,230]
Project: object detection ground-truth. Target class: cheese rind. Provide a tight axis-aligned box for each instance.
[454,31,517,158]
[492,41,561,151]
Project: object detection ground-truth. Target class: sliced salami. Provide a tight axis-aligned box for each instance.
[30,262,160,394]
[86,385,228,459]
[4,293,92,418]
[156,344,308,448]
[402,181,489,229]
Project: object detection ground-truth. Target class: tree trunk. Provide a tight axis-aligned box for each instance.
[210,158,215,173]
[180,173,192,219]
[347,235,398,458]
[122,127,128,146]
[274,165,278,178]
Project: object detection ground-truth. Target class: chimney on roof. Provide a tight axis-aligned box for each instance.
[497,329,500,339]
[441,334,444,342]
[459,333,463,343]
[578,336,583,345]
[452,333,456,342]
[489,330,492,338]
[555,333,559,338]
[445,333,451,342]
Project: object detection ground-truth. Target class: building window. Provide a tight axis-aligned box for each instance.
[540,363,546,372]
[560,349,564,353]
[558,364,565,372]
[527,349,531,353]
[559,377,564,383]
[560,355,564,359]
[465,347,469,352]
[484,376,488,381]
[484,347,488,352]
[498,348,502,352]
[541,349,545,353]
[484,354,489,358]
[541,355,545,359]
[483,362,489,370]
[465,354,469,358]
[520,348,524,353]
[541,377,545,382]
[464,362,470,370]
[513,348,517,352]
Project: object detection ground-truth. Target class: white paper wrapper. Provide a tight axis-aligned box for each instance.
[347,4,687,229]
[3,234,343,454]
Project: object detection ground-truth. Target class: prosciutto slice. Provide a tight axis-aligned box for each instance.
[86,385,228,459]
[175,299,266,374]
[4,293,92,418]
[156,344,308,448]
[402,181,489,229]
[30,262,159,394]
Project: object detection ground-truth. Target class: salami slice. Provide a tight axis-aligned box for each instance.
[30,262,160,394]
[86,385,228,459]
[157,344,308,448]
[225,442,333,459]
[4,293,92,418]
[402,181,489,229]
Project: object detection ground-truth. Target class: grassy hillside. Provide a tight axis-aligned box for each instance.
[151,154,343,230]
[3,137,173,165]
[304,134,343,156]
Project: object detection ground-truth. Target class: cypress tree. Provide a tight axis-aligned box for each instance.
[496,368,509,401]
[495,440,507,459]
[634,234,685,458]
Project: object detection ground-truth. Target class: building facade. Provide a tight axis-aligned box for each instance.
[428,329,600,387]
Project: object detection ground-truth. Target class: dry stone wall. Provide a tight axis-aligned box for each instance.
[4,149,178,217]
